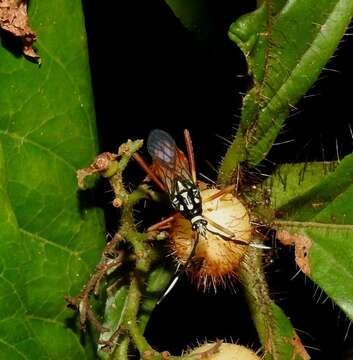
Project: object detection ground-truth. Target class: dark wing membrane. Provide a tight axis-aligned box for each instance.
[151,162,175,193]
[147,129,193,193]
[147,129,178,193]
[153,149,193,194]
[147,129,176,170]
[175,148,193,183]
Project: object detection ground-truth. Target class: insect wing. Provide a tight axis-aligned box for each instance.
[147,129,176,170]
[147,129,177,192]
[147,129,193,192]
[175,148,193,183]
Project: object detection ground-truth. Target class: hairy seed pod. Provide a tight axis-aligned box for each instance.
[189,342,261,360]
[169,188,251,290]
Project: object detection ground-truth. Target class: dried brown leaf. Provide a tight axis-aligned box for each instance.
[0,0,39,60]
[277,230,312,275]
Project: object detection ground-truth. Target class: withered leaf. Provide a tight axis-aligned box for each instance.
[0,0,39,60]
[277,230,312,275]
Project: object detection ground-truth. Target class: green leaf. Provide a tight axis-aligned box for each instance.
[164,0,212,34]
[264,155,353,320]
[139,265,172,331]
[96,265,172,359]
[98,286,129,359]
[162,0,226,50]
[265,161,338,210]
[0,1,105,358]
[219,0,353,184]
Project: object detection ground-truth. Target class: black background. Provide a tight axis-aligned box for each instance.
[83,1,353,359]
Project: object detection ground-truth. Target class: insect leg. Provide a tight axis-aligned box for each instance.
[204,185,235,203]
[133,153,165,191]
[157,232,200,304]
[147,215,177,232]
[205,215,271,250]
[183,129,197,184]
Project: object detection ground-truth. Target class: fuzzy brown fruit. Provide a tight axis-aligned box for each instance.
[169,188,251,290]
[189,342,261,360]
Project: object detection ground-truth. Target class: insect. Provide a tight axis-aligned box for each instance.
[134,129,269,299]
[147,129,208,237]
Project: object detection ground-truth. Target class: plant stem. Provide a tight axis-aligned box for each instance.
[218,131,246,186]
[240,249,276,358]
[125,277,165,359]
[113,336,129,360]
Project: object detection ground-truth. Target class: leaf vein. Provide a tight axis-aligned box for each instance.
[0,130,76,171]
[36,41,95,145]
[19,228,91,273]
[0,338,29,360]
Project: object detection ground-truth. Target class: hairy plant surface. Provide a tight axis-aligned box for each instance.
[0,0,353,359]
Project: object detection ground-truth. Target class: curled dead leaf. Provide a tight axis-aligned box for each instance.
[276,230,312,275]
[77,152,118,189]
[0,0,39,60]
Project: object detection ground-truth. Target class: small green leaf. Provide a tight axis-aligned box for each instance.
[265,155,353,320]
[219,0,353,184]
[265,161,338,210]
[0,0,105,358]
[268,303,309,360]
[139,266,172,330]
[98,286,129,359]
[162,0,225,50]
[164,0,212,34]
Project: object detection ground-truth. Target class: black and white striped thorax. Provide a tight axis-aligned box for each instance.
[170,177,207,236]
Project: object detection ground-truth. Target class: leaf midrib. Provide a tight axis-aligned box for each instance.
[274,220,353,231]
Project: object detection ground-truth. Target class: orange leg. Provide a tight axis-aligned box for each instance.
[204,216,235,237]
[183,130,235,204]
[183,129,197,184]
[147,215,177,232]
[133,153,165,192]
[204,184,235,203]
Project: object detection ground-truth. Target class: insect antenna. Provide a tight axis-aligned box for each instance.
[183,129,197,183]
[133,153,165,191]
[157,232,200,304]
[206,227,270,250]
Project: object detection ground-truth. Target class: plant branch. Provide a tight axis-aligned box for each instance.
[240,249,276,357]
[95,140,167,358]
[113,336,130,360]
[65,234,124,331]
[125,277,154,354]
[240,247,309,359]
[73,138,213,359]
[218,131,247,186]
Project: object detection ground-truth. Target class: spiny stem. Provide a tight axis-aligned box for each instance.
[102,140,164,358]
[76,138,197,359]
[218,131,247,186]
[65,234,124,331]
[239,249,275,358]
[108,140,143,208]
[118,139,144,172]
[125,277,167,360]
[113,336,129,360]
